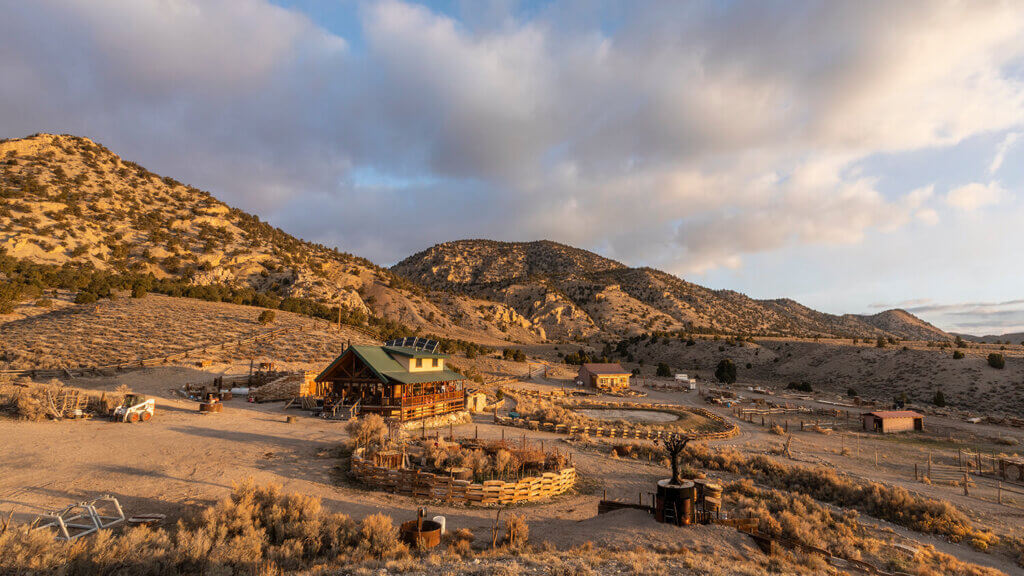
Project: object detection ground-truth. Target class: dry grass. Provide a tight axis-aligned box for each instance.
[0,480,407,575]
[0,294,366,370]
[679,443,994,545]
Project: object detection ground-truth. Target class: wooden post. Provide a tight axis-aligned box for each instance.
[874,448,878,467]
[422,418,426,439]
[800,420,804,431]
[785,420,788,433]
[915,463,918,480]
[997,481,1002,504]
[449,421,454,441]
[963,471,969,496]
[927,453,932,478]
[475,425,479,440]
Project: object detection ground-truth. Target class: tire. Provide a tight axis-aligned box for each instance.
[141,411,152,422]
[129,412,140,423]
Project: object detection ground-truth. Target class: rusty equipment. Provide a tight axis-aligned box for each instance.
[199,393,223,413]
[400,508,441,549]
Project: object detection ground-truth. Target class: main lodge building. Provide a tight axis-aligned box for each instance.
[315,340,466,421]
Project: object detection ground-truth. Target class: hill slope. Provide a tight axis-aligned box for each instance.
[393,240,951,340]
[0,133,950,343]
[0,134,542,343]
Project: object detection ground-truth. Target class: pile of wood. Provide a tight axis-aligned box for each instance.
[250,373,307,403]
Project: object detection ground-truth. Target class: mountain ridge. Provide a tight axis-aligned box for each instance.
[1,133,950,342]
[392,239,951,341]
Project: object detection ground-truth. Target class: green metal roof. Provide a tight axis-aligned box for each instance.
[316,345,464,385]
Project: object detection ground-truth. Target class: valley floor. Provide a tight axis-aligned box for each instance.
[3,363,1024,574]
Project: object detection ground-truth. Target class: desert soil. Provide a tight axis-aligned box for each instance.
[3,364,1023,574]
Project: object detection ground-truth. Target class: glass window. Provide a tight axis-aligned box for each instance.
[432,358,439,367]
[415,358,423,368]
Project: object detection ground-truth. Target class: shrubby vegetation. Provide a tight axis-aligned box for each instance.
[0,250,412,340]
[678,443,995,545]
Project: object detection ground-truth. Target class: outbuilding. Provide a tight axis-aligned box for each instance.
[862,410,924,433]
[576,363,631,393]
[465,389,488,413]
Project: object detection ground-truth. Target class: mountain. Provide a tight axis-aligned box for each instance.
[0,134,542,343]
[955,332,1024,344]
[393,240,952,341]
[0,133,950,343]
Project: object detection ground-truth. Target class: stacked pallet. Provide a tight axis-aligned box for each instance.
[250,374,304,403]
[350,449,577,505]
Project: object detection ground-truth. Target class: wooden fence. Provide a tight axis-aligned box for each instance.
[913,452,1024,508]
[350,449,576,505]
[495,401,740,442]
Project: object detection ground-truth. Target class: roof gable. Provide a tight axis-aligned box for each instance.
[317,345,464,384]
[581,363,629,375]
[864,410,923,419]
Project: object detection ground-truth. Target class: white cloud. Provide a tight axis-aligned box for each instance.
[989,131,1020,174]
[946,182,1009,211]
[1,0,1023,274]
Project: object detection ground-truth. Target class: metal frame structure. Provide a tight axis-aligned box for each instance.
[384,337,440,353]
[31,496,125,541]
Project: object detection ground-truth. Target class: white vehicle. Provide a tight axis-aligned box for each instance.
[112,394,155,423]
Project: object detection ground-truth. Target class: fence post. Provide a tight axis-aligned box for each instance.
[927,453,932,479]
[914,463,918,480]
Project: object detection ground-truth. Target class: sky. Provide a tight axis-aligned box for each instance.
[1,0,1023,335]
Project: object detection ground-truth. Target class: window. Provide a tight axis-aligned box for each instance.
[432,358,439,368]
[415,358,423,368]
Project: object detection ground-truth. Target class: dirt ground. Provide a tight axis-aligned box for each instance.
[3,364,1024,574]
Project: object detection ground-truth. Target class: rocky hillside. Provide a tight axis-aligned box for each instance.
[393,240,951,341]
[0,134,951,343]
[0,134,543,344]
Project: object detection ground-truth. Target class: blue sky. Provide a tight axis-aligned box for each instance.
[2,0,1023,335]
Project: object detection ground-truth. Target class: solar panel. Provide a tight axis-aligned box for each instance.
[384,337,440,353]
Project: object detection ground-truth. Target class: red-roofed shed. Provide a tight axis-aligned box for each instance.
[576,363,631,392]
[862,410,924,433]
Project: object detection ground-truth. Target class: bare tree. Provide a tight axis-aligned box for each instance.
[658,433,692,485]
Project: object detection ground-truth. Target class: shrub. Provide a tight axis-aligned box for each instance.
[504,514,529,549]
[357,513,405,559]
[933,390,946,407]
[786,381,812,393]
[714,359,737,384]
[74,290,97,304]
[953,350,964,360]
[131,284,147,298]
[258,309,276,324]
[346,414,388,449]
[988,353,1005,369]
[656,363,671,377]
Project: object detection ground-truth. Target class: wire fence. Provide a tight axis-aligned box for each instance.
[912,451,1024,509]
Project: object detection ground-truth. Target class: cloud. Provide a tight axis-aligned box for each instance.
[1,0,1023,274]
[902,299,1024,335]
[988,131,1020,174]
[946,181,1010,211]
